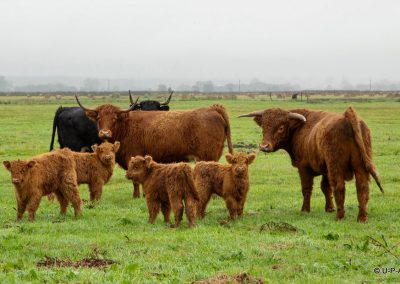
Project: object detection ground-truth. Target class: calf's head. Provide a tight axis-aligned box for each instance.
[3,160,36,186]
[75,95,138,140]
[238,108,306,152]
[225,152,256,178]
[92,141,120,165]
[125,155,153,183]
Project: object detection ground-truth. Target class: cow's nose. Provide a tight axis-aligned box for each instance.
[259,143,272,152]
[99,130,112,138]
[12,178,21,184]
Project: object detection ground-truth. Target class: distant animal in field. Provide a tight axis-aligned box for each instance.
[3,149,81,221]
[128,90,173,111]
[194,152,256,220]
[48,141,120,203]
[239,106,383,222]
[125,155,199,228]
[75,95,233,199]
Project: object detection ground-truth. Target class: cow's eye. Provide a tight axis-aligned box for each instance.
[277,125,285,133]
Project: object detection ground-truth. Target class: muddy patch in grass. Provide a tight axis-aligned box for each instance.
[259,221,303,233]
[233,142,258,150]
[37,256,116,269]
[193,272,264,284]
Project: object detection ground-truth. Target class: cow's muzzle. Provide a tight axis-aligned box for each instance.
[99,130,112,139]
[259,143,273,152]
[12,178,21,184]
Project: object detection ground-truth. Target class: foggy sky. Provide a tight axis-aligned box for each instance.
[1,0,399,88]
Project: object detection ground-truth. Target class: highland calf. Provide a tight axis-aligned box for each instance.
[125,155,199,228]
[3,149,81,221]
[194,152,256,220]
[239,106,383,222]
[69,141,120,202]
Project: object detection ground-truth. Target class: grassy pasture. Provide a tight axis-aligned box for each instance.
[0,95,399,283]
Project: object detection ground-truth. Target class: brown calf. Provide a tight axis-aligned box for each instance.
[193,152,256,220]
[3,149,81,221]
[125,155,199,228]
[67,141,120,202]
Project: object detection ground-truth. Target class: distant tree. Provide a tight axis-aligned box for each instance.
[202,81,214,92]
[157,84,167,92]
[0,76,12,92]
[224,83,235,92]
[82,78,100,91]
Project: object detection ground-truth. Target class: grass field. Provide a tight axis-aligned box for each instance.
[0,95,399,283]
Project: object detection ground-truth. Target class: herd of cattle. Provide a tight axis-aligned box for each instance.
[3,92,384,226]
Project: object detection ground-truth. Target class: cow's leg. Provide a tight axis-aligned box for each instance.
[354,168,370,223]
[184,192,197,228]
[329,177,346,220]
[16,200,28,221]
[132,182,140,199]
[146,196,160,224]
[197,190,212,219]
[169,193,184,228]
[89,181,104,202]
[321,175,335,212]
[61,175,82,217]
[55,191,69,215]
[298,167,314,212]
[224,196,239,220]
[26,195,41,222]
[161,201,171,224]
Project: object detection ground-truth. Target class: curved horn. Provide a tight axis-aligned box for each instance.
[75,94,95,111]
[288,112,306,122]
[129,90,133,104]
[238,110,265,118]
[160,91,173,105]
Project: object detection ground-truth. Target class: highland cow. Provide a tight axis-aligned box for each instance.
[239,106,383,222]
[3,149,81,221]
[194,152,256,219]
[125,155,199,228]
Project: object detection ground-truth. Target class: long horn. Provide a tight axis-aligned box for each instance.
[288,112,306,122]
[129,90,133,104]
[75,94,95,111]
[160,91,173,105]
[238,110,265,118]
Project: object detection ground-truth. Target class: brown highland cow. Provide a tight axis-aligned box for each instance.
[194,152,256,220]
[3,149,81,221]
[125,155,199,228]
[239,106,383,222]
[69,141,120,202]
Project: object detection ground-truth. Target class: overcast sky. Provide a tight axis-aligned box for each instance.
[0,0,399,87]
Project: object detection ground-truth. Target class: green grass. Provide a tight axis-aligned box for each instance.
[0,97,399,283]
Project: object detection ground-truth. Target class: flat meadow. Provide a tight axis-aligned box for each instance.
[0,93,399,283]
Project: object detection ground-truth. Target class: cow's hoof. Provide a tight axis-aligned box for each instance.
[357,216,368,223]
[325,207,335,213]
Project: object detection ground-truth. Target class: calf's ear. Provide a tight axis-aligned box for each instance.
[27,160,36,168]
[114,141,120,152]
[247,153,256,165]
[91,144,98,152]
[225,153,234,164]
[144,155,153,167]
[3,161,11,171]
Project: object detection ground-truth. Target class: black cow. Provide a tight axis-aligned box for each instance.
[129,90,173,111]
[49,91,172,152]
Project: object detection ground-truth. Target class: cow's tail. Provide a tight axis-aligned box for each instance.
[50,106,63,151]
[183,165,199,202]
[345,106,384,193]
[210,104,233,154]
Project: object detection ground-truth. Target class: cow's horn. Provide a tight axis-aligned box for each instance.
[160,91,173,106]
[75,94,95,111]
[288,112,306,122]
[128,90,133,104]
[238,110,265,118]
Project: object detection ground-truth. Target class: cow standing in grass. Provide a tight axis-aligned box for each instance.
[125,155,199,228]
[239,106,383,222]
[194,152,256,219]
[75,96,233,199]
[3,149,81,221]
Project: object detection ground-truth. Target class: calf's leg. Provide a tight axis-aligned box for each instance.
[169,193,184,228]
[146,196,160,224]
[132,182,140,199]
[26,194,41,222]
[224,196,239,220]
[55,191,69,215]
[161,201,171,224]
[16,200,28,221]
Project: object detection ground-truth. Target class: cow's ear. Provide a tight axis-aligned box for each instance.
[27,160,36,168]
[3,161,11,171]
[85,110,98,120]
[254,115,263,126]
[225,153,234,164]
[247,153,256,165]
[144,155,153,167]
[114,141,120,152]
[91,144,98,152]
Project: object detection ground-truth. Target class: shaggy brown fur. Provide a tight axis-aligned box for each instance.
[239,106,383,222]
[194,152,256,219]
[3,149,81,221]
[125,155,199,228]
[77,99,233,199]
[69,141,119,202]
